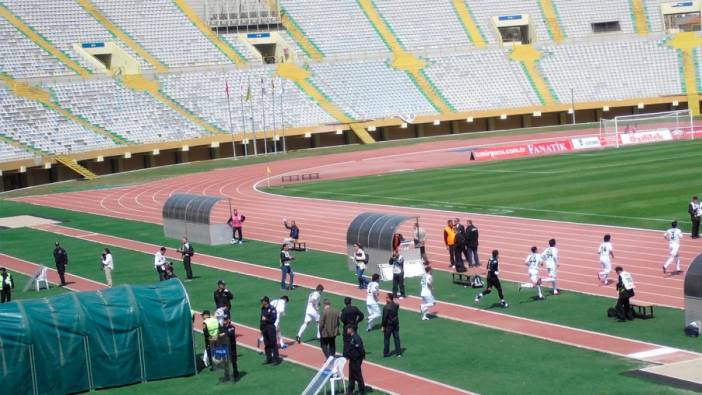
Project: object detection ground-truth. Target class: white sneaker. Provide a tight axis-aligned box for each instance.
[230,239,236,245]
[421,316,429,321]
[238,240,243,245]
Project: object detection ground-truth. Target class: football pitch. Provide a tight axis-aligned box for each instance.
[267,138,702,232]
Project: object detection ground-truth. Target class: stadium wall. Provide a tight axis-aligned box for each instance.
[0,97,690,192]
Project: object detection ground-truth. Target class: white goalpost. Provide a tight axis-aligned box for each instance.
[599,109,695,148]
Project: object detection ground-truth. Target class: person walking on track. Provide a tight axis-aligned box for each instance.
[366,274,382,331]
[663,220,683,274]
[597,234,614,285]
[474,250,508,308]
[53,241,68,286]
[296,284,323,343]
[382,293,402,357]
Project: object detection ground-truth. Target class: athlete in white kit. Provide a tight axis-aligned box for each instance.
[518,246,544,300]
[296,284,324,343]
[597,234,614,285]
[366,273,382,331]
[541,239,560,295]
[663,220,683,274]
[420,266,435,320]
[258,295,289,349]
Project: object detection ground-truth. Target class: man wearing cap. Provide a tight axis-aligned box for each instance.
[260,296,282,365]
[154,247,167,281]
[53,241,68,286]
[202,310,220,370]
[0,268,14,303]
[214,280,234,309]
[218,315,241,382]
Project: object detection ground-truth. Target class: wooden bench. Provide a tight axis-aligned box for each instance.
[301,172,320,181]
[292,241,307,251]
[281,173,320,183]
[452,272,471,286]
[281,175,301,183]
[632,301,654,319]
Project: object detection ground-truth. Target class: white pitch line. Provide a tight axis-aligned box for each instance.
[628,347,680,360]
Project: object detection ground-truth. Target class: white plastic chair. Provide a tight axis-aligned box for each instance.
[327,357,346,395]
[35,266,49,291]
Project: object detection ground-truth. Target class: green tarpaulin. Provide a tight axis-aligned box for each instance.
[0,279,195,395]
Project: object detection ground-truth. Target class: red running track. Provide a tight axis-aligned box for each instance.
[0,252,474,395]
[16,129,699,308]
[31,223,701,366]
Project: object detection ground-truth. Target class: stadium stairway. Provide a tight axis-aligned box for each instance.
[668,32,702,116]
[450,0,487,48]
[275,63,375,144]
[120,74,225,135]
[630,0,650,35]
[537,0,566,43]
[509,44,559,106]
[274,1,324,61]
[172,0,247,66]
[0,74,130,146]
[76,0,167,72]
[0,4,89,77]
[356,0,455,114]
[54,155,98,179]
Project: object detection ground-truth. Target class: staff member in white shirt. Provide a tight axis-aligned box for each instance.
[352,243,368,289]
[420,266,435,320]
[663,220,684,274]
[597,234,614,285]
[154,247,167,281]
[101,248,114,287]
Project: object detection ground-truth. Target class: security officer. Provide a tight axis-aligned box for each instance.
[340,297,364,357]
[214,280,234,309]
[346,325,366,395]
[218,315,241,382]
[0,267,14,303]
[53,241,68,286]
[260,296,281,365]
[202,310,220,370]
[178,237,194,280]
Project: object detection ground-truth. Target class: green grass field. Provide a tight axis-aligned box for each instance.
[0,200,695,394]
[267,139,702,232]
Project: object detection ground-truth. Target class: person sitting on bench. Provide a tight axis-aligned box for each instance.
[283,218,300,248]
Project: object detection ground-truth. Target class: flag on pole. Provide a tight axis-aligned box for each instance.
[225,81,230,99]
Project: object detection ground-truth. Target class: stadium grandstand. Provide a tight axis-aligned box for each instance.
[0,0,700,190]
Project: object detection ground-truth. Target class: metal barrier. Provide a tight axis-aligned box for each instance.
[281,172,320,183]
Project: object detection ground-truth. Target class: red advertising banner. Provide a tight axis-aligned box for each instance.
[471,139,574,161]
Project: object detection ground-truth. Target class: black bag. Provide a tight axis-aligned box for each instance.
[188,245,195,257]
[471,275,483,288]
[607,307,617,318]
[685,322,700,337]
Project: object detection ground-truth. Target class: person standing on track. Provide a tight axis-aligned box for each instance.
[597,234,614,285]
[260,296,282,365]
[352,243,368,289]
[465,220,480,267]
[381,293,402,357]
[346,325,366,395]
[443,219,456,268]
[420,266,435,320]
[389,249,406,299]
[663,220,684,274]
[178,237,194,280]
[518,247,543,300]
[280,244,295,290]
[541,239,560,295]
[0,268,14,303]
[474,250,508,308]
[227,209,246,244]
[689,196,701,239]
[100,248,114,287]
[53,241,68,286]
[296,284,323,343]
[366,273,382,331]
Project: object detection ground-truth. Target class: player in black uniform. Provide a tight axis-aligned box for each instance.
[474,249,508,308]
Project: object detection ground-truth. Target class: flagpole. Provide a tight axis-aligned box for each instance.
[225,81,236,159]
[272,78,278,154]
[248,75,258,156]
[281,79,287,153]
[261,77,268,155]
[239,80,248,158]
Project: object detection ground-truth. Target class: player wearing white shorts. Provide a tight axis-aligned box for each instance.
[258,296,289,349]
[663,220,683,274]
[518,247,543,300]
[597,234,614,285]
[420,266,435,320]
[541,239,560,295]
[366,273,381,331]
[296,284,324,343]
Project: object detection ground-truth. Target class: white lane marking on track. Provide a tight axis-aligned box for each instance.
[627,347,680,359]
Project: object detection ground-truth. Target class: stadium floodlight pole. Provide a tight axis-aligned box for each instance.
[570,88,576,125]
[261,77,269,155]
[225,81,236,159]
[248,74,258,156]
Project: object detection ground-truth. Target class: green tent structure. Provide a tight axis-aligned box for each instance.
[0,279,196,395]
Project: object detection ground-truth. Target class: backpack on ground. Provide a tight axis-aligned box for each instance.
[470,275,483,288]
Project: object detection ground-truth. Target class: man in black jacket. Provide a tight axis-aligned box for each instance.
[214,280,234,309]
[53,242,68,286]
[615,266,635,321]
[0,268,14,303]
[178,237,194,280]
[465,220,480,267]
[260,296,281,365]
[340,297,364,357]
[453,223,466,272]
[381,293,402,357]
[346,325,366,395]
[218,316,241,381]
[689,196,700,238]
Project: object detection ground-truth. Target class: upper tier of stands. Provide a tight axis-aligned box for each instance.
[0,0,698,163]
